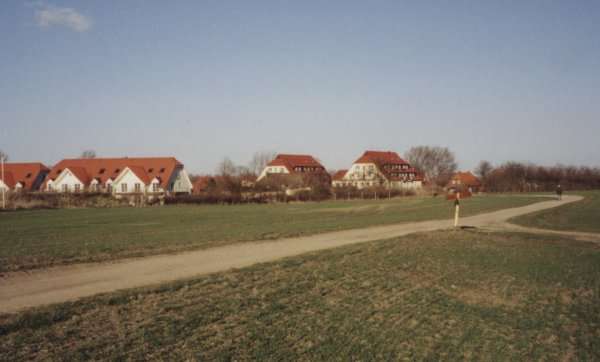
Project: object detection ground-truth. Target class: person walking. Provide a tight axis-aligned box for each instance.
[556,184,563,201]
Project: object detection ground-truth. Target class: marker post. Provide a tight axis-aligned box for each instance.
[454,192,460,228]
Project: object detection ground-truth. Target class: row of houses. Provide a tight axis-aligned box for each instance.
[0,150,481,196]
[0,158,193,197]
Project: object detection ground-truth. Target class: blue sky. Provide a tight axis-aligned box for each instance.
[1,1,599,174]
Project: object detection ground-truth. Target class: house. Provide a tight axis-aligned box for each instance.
[44,157,192,196]
[448,171,482,193]
[0,163,50,192]
[257,154,327,181]
[332,151,422,190]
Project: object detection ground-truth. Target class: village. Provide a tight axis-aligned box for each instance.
[0,149,486,207]
[1,1,599,360]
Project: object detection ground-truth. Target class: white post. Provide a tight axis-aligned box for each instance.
[454,192,460,228]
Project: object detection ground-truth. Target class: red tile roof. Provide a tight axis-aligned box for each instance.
[126,166,152,184]
[450,172,481,187]
[46,158,182,189]
[353,151,421,182]
[332,170,348,181]
[0,163,50,191]
[1,171,15,188]
[267,154,325,173]
[354,151,408,165]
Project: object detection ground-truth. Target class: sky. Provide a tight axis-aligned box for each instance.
[1,1,599,174]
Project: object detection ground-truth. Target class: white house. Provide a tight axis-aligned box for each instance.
[257,154,327,181]
[332,151,423,190]
[44,157,193,196]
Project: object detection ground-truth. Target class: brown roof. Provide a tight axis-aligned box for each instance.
[353,151,421,182]
[127,166,152,184]
[332,170,348,181]
[267,154,325,173]
[1,171,15,188]
[450,171,481,187]
[354,151,408,165]
[46,158,182,189]
[0,162,50,191]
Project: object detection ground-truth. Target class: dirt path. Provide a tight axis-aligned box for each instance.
[0,195,583,313]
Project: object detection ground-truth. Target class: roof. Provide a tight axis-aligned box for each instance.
[46,158,183,189]
[451,171,481,187]
[332,170,348,181]
[126,166,152,184]
[354,151,408,165]
[0,171,15,188]
[267,154,325,173]
[0,162,50,191]
[352,151,421,182]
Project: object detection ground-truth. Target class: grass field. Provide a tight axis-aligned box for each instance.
[1,230,598,360]
[512,191,600,233]
[0,194,546,272]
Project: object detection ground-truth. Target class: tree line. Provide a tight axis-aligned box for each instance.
[475,161,600,192]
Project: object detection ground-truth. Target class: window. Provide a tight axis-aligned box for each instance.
[134,183,141,193]
[152,183,159,192]
[121,183,128,193]
[107,184,112,193]
[62,184,68,192]
[74,184,81,193]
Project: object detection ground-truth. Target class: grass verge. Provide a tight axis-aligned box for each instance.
[1,230,598,360]
[511,191,600,233]
[0,194,545,272]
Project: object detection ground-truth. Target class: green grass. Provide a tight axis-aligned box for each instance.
[1,230,598,360]
[511,190,600,233]
[0,194,546,272]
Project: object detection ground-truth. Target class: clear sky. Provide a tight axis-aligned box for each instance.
[1,1,599,174]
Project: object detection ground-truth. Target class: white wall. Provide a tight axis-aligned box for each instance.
[0,180,9,191]
[51,169,85,192]
[257,166,290,181]
[169,168,193,193]
[112,169,146,194]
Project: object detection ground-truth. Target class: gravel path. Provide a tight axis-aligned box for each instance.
[0,195,584,313]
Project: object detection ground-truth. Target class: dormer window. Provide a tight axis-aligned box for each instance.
[99,168,105,174]
[114,168,120,174]
[26,173,32,178]
[148,168,154,173]
[159,168,165,173]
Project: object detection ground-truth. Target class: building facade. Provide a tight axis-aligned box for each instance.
[257,154,327,181]
[44,157,192,196]
[332,151,422,190]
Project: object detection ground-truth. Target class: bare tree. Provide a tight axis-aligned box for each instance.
[406,146,457,190]
[248,151,277,176]
[475,160,493,183]
[0,150,8,162]
[217,157,238,176]
[80,150,97,159]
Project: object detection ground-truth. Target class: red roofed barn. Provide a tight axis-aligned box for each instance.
[44,157,192,196]
[332,150,422,190]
